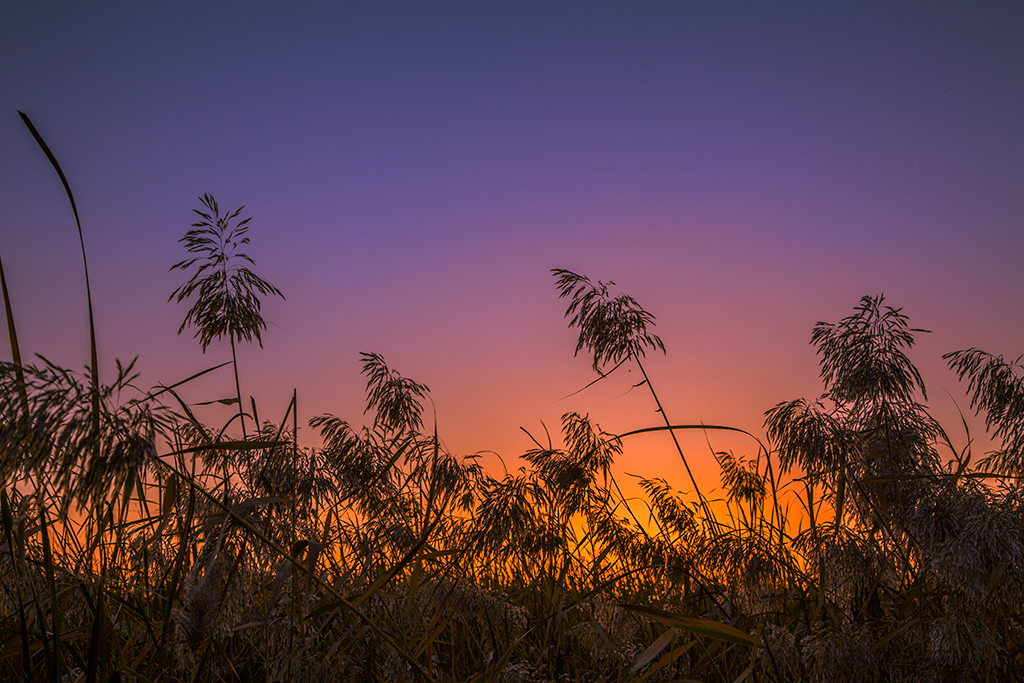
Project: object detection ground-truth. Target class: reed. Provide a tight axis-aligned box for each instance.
[2,119,1023,682]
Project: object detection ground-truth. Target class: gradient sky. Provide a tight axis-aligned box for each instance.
[2,2,1022,496]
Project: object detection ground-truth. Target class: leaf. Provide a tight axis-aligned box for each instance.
[164,440,291,457]
[269,557,293,607]
[619,604,756,647]
[193,397,240,406]
[629,627,677,674]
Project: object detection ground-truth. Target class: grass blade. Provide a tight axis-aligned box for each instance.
[19,111,100,447]
[620,603,756,647]
[0,253,29,415]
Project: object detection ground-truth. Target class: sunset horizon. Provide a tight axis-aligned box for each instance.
[3,3,1023,681]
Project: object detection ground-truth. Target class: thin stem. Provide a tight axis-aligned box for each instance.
[634,356,719,530]
[230,335,247,441]
[291,387,298,548]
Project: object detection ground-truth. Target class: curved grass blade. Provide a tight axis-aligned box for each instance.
[630,639,699,683]
[629,626,677,675]
[19,111,100,441]
[617,423,768,452]
[163,440,292,458]
[0,253,28,414]
[619,603,756,647]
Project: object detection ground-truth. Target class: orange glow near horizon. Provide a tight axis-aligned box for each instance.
[0,3,1019,526]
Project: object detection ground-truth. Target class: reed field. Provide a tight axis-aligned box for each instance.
[3,114,1024,683]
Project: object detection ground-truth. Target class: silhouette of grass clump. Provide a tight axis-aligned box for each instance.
[2,117,1024,683]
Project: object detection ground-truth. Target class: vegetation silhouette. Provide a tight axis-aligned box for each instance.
[2,119,1024,682]
[169,194,285,440]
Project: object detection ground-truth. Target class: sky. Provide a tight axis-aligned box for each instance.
[2,2,1023,497]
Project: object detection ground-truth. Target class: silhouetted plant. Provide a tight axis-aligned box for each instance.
[759,294,1024,682]
[945,348,1024,476]
[0,357,163,510]
[360,351,430,434]
[169,194,283,438]
[552,268,717,530]
[551,269,665,374]
[812,294,928,410]
[767,295,941,532]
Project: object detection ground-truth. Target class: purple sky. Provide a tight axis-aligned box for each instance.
[2,2,1022,489]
